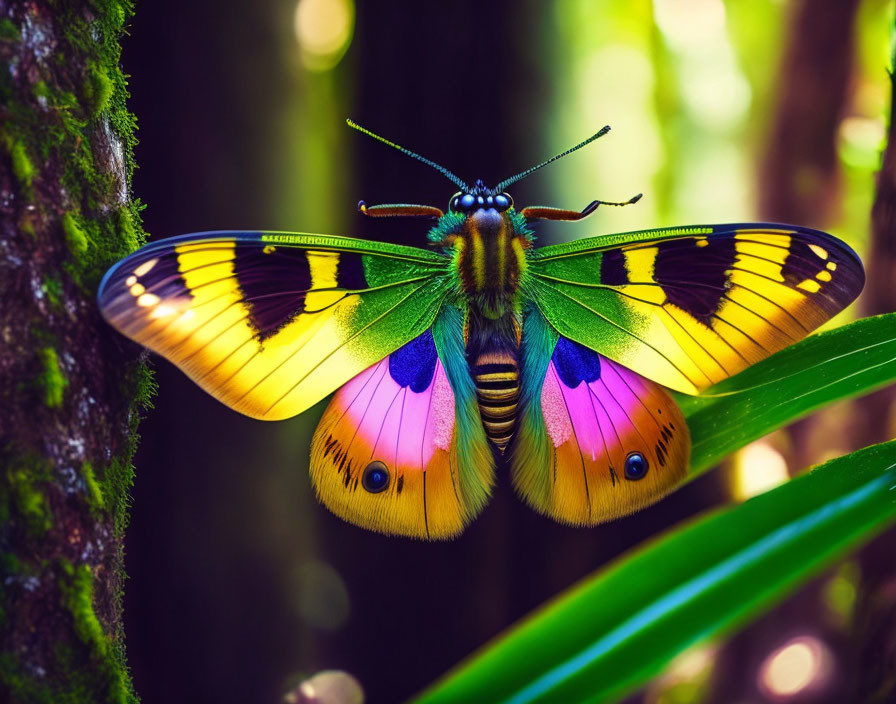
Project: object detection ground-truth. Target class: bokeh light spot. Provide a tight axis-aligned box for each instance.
[294,0,355,72]
[759,636,831,699]
[732,440,789,501]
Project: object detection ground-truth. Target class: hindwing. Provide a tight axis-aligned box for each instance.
[310,307,494,539]
[512,309,689,524]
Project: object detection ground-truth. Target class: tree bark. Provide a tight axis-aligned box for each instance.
[0,1,149,701]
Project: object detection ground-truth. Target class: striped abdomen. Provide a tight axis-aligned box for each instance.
[472,351,520,453]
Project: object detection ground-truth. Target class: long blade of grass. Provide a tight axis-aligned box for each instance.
[413,441,896,704]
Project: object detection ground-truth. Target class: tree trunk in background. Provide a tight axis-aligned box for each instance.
[850,57,896,704]
[758,0,860,226]
[759,0,861,473]
[708,0,862,701]
[0,1,149,701]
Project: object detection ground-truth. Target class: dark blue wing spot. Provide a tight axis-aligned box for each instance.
[552,337,601,388]
[389,330,438,393]
[362,461,390,493]
[624,452,649,480]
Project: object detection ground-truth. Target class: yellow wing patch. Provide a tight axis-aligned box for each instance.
[530,225,864,394]
[99,233,449,419]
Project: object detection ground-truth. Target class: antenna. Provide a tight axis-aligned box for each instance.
[346,119,470,192]
[494,125,611,193]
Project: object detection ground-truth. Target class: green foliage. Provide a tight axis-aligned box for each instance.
[415,314,896,703]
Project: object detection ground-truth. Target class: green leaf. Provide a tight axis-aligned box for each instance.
[414,441,896,704]
[679,313,896,474]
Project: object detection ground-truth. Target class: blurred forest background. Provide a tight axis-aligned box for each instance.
[120,0,894,702]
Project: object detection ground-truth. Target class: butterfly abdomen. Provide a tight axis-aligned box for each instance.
[472,351,520,453]
[465,310,522,454]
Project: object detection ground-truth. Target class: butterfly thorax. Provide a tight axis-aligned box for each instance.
[437,207,530,319]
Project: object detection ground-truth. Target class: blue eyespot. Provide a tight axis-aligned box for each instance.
[460,194,476,210]
[362,461,390,493]
[476,195,485,205]
[486,195,494,205]
[624,452,648,481]
[494,194,510,210]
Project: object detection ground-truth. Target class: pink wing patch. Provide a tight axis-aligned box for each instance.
[309,330,470,539]
[514,337,690,525]
[330,350,454,471]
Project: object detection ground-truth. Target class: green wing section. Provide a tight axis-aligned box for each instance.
[98,231,451,419]
[526,223,864,395]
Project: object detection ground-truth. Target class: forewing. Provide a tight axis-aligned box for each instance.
[528,223,864,394]
[512,309,689,525]
[98,231,451,419]
[310,308,494,539]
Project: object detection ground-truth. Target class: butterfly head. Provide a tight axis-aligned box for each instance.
[448,180,514,214]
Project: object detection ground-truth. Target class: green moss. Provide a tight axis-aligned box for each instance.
[83,64,114,117]
[0,18,19,41]
[42,276,64,308]
[33,80,50,100]
[5,463,53,537]
[62,212,90,256]
[0,653,56,704]
[0,552,21,576]
[116,207,140,254]
[59,563,106,654]
[19,215,36,239]
[58,562,130,704]
[81,461,105,512]
[39,347,68,408]
[103,1,128,32]
[10,139,35,187]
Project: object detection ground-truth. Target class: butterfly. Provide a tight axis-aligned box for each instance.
[98,120,864,539]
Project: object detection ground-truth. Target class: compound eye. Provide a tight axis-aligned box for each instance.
[624,452,649,481]
[460,194,476,211]
[362,461,390,493]
[494,193,513,211]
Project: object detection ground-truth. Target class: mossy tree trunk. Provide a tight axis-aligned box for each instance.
[0,1,149,702]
